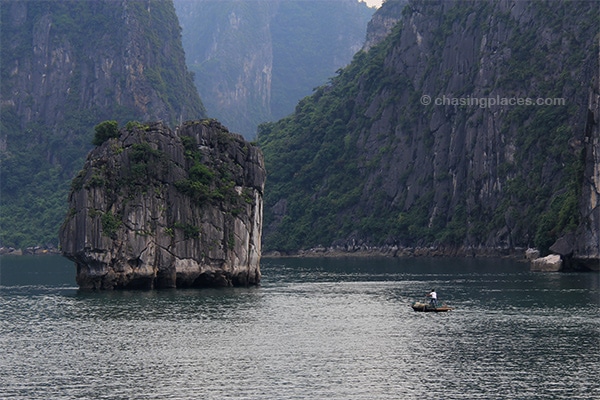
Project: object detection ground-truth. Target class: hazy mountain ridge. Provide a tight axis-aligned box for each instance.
[175,0,374,139]
[0,0,205,249]
[258,0,599,267]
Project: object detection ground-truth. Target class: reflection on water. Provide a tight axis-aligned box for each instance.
[0,255,598,399]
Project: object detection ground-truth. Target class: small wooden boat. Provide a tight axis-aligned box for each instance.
[411,301,453,312]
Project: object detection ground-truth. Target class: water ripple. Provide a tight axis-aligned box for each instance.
[0,257,598,399]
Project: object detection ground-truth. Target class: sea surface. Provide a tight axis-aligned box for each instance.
[0,255,598,399]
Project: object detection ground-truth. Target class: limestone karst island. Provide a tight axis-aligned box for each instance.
[59,120,265,289]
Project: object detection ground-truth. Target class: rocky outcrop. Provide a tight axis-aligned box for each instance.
[549,66,600,271]
[531,254,563,272]
[525,248,540,261]
[59,120,265,289]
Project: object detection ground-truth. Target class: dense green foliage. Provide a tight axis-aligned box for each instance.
[0,107,100,249]
[269,1,375,120]
[100,211,122,239]
[258,0,596,253]
[92,121,120,146]
[259,48,380,252]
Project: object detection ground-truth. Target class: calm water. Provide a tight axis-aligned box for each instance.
[0,255,598,399]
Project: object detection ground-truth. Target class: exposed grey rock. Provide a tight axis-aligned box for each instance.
[2,1,204,131]
[60,120,265,289]
[572,76,600,271]
[531,254,563,272]
[550,232,575,257]
[0,0,205,249]
[525,248,540,261]
[362,0,408,51]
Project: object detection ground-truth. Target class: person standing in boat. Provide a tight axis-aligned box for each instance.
[427,288,438,307]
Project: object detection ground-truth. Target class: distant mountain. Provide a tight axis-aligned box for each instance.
[174,0,374,139]
[0,0,205,249]
[258,0,599,268]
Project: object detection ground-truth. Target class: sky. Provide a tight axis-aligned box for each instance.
[361,0,383,8]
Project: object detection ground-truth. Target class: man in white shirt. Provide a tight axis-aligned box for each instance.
[427,288,438,308]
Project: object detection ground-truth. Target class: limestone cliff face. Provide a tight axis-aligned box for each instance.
[59,120,265,289]
[258,0,599,265]
[573,75,600,269]
[2,0,204,130]
[174,0,275,140]
[362,0,407,51]
[0,0,205,249]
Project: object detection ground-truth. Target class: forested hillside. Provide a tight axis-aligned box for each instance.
[0,0,205,249]
[258,0,599,266]
[174,0,374,139]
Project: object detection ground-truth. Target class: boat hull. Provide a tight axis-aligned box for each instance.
[411,302,452,312]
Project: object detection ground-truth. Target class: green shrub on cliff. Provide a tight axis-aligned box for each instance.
[100,211,121,238]
[176,133,245,210]
[92,120,119,146]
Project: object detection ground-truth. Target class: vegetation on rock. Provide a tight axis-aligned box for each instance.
[92,121,120,146]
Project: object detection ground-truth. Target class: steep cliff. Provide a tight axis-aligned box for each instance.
[362,0,406,51]
[258,0,599,266]
[572,75,600,269]
[59,120,265,289]
[174,0,374,139]
[0,0,205,249]
[174,0,275,140]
